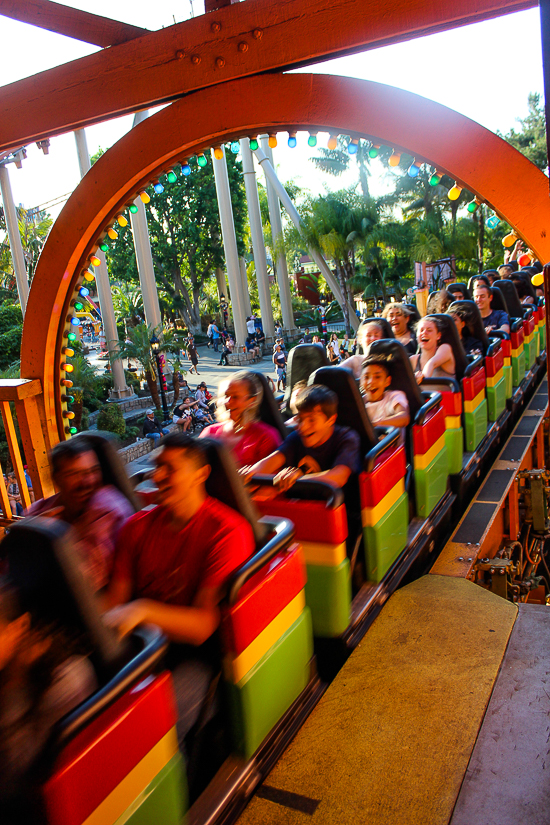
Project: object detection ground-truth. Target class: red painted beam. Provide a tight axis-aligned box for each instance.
[0,0,536,153]
[0,0,149,47]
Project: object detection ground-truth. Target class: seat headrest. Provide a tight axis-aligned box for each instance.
[402,303,421,324]
[427,313,468,381]
[517,271,538,300]
[493,279,522,317]
[488,285,509,315]
[0,518,127,679]
[250,370,288,439]
[367,339,424,421]
[468,274,491,292]
[283,344,329,409]
[447,282,471,301]
[200,438,267,546]
[309,366,376,456]
[448,299,490,356]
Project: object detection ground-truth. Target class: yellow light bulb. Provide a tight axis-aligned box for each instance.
[139,191,150,204]
[388,151,401,167]
[61,363,74,373]
[107,227,118,240]
[62,347,74,357]
[327,135,338,150]
[448,184,462,201]
[502,231,517,248]
[268,134,277,149]
[213,146,224,160]
[89,255,101,267]
[117,214,128,227]
[532,273,544,287]
[84,271,95,282]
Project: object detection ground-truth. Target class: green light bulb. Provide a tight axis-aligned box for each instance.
[197,154,207,167]
[467,200,478,213]
[129,203,138,214]
[74,302,84,311]
[167,170,178,183]
[249,138,259,151]
[69,427,78,435]
[99,242,109,252]
[369,147,379,158]
[308,134,317,147]
[67,332,77,342]
[429,173,442,186]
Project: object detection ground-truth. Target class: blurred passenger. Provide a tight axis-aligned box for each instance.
[26,438,134,593]
[201,372,281,467]
[426,289,455,314]
[341,319,386,379]
[410,316,456,384]
[361,355,410,431]
[382,303,417,354]
[105,434,255,752]
[0,580,95,821]
[327,332,341,365]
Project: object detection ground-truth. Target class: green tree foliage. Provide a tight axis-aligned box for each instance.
[0,207,52,299]
[96,403,126,438]
[501,93,547,172]
[0,304,23,368]
[103,151,247,332]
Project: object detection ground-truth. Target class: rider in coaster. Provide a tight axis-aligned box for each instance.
[200,371,282,468]
[26,438,134,593]
[244,384,360,493]
[341,319,387,380]
[361,354,410,432]
[382,303,417,354]
[410,316,456,385]
[473,280,510,334]
[105,433,255,753]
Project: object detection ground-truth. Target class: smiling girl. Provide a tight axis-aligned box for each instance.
[410,316,456,384]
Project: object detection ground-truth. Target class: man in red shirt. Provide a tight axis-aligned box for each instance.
[105,432,255,751]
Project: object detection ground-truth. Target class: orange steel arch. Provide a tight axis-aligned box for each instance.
[22,72,550,443]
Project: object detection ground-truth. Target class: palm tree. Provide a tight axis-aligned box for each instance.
[300,192,379,333]
[111,283,144,331]
[111,323,185,409]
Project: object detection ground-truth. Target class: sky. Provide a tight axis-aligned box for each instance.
[0,4,545,220]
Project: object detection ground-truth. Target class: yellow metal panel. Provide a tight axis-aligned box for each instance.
[446,415,461,428]
[464,389,485,413]
[300,540,347,566]
[361,479,405,527]
[413,435,446,471]
[224,592,306,684]
[83,728,178,825]
[486,370,503,388]
[236,576,517,825]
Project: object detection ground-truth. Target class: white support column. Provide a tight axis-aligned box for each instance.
[130,111,162,333]
[254,144,359,332]
[211,146,247,347]
[73,129,132,398]
[0,164,29,313]
[259,136,296,334]
[239,257,253,318]
[240,138,275,338]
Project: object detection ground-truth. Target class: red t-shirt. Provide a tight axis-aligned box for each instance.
[200,420,281,468]
[112,496,255,606]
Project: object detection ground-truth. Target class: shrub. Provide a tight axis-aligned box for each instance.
[96,403,126,437]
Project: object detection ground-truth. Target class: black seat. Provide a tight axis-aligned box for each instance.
[448,299,490,356]
[0,518,127,681]
[402,303,421,325]
[250,371,288,439]
[308,366,377,457]
[517,270,538,302]
[493,279,532,319]
[447,282,471,301]
[490,285,510,315]
[283,344,329,411]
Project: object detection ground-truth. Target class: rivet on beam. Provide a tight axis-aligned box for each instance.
[191,54,201,65]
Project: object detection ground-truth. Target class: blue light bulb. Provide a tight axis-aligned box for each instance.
[288,134,297,148]
[408,162,420,178]
[348,140,359,155]
[70,317,80,326]
[79,287,90,297]
[154,181,164,194]
[182,163,191,176]
[230,141,240,154]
